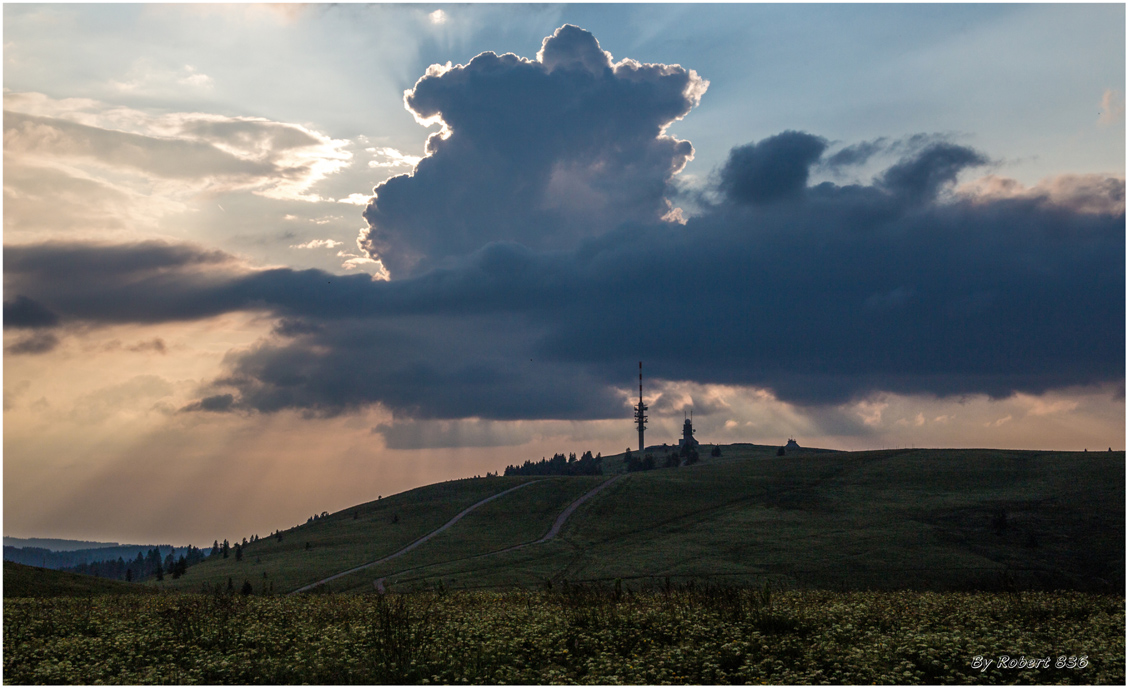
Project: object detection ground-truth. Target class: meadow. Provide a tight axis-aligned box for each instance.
[5,445,1123,685]
[3,586,1122,684]
[161,446,1124,595]
[3,562,158,599]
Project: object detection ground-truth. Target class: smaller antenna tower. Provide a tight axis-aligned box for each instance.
[634,361,648,452]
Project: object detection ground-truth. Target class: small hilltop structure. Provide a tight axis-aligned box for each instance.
[678,412,699,449]
[631,363,704,456]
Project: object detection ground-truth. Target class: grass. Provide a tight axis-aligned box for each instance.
[5,444,1123,685]
[154,446,1122,596]
[326,476,605,593]
[4,588,1123,684]
[3,562,158,598]
[339,448,1124,593]
[160,476,538,594]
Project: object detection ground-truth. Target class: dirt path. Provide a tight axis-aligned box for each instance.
[374,473,626,593]
[289,480,540,594]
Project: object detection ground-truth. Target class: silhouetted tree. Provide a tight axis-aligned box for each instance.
[777,447,786,456]
[171,555,188,579]
[711,445,722,457]
[125,568,133,583]
[503,450,602,476]
[235,545,243,562]
[222,539,230,558]
[240,580,253,596]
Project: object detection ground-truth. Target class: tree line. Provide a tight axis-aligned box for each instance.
[64,545,208,582]
[504,451,603,476]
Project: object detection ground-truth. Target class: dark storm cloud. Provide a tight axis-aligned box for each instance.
[4,27,1122,421]
[180,394,236,413]
[6,331,60,356]
[3,295,59,329]
[718,131,828,205]
[226,131,1123,412]
[878,142,989,204]
[823,138,887,169]
[359,24,707,277]
[10,135,1121,417]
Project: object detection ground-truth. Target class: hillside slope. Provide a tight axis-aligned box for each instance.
[4,562,157,598]
[161,446,1124,595]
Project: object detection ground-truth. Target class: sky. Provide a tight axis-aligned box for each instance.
[3,3,1125,547]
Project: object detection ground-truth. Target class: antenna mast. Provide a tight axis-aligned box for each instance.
[634,361,648,452]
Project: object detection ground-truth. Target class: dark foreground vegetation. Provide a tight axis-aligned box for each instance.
[4,585,1123,685]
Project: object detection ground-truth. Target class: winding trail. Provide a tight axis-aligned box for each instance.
[289,480,540,594]
[373,473,626,593]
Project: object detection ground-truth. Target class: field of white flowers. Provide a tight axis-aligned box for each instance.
[4,587,1123,684]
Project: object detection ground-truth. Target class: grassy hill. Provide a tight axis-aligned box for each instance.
[4,561,157,598]
[160,445,1124,595]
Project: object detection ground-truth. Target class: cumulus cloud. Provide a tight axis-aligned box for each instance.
[718,131,828,205]
[336,193,373,206]
[359,24,708,277]
[2,27,1123,425]
[876,141,989,204]
[290,239,345,249]
[366,147,423,169]
[957,173,1126,215]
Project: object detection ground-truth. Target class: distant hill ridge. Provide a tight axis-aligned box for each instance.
[4,537,122,551]
[4,544,180,571]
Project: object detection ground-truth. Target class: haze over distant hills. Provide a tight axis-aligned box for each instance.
[3,537,121,552]
[3,539,185,572]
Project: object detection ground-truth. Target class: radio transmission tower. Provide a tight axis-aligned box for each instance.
[634,361,648,452]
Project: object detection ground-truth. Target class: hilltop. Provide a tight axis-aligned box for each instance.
[157,444,1124,596]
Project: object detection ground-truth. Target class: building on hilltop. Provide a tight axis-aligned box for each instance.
[678,414,699,448]
[785,438,801,451]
